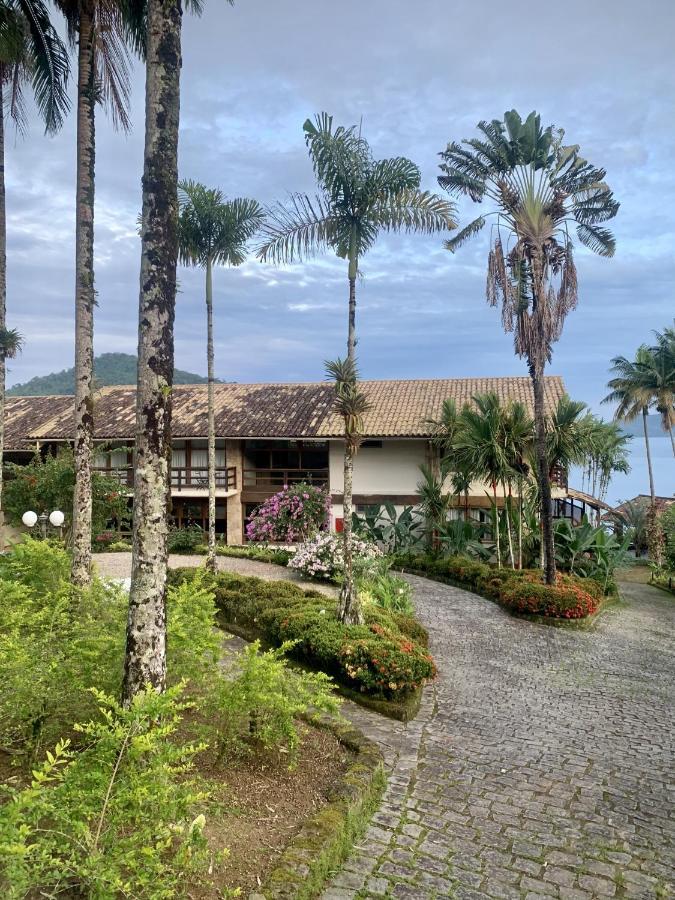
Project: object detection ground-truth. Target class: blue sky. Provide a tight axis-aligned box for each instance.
[6,0,674,503]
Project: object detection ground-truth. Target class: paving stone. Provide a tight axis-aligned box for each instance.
[321,577,675,899]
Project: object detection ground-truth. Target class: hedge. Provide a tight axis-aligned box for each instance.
[167,569,435,704]
[391,553,606,621]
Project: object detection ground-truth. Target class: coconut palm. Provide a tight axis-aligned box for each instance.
[438,109,619,584]
[0,0,69,551]
[647,326,675,455]
[603,346,657,505]
[178,180,263,571]
[123,0,211,704]
[54,0,145,585]
[258,112,456,622]
[325,357,371,625]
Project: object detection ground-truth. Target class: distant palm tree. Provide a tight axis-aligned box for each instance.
[438,109,619,584]
[55,0,145,585]
[603,347,657,505]
[0,0,69,550]
[325,357,371,624]
[258,112,456,622]
[178,180,263,571]
[648,325,675,456]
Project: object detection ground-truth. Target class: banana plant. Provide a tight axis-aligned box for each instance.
[352,502,424,553]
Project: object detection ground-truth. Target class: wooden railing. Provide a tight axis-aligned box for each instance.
[242,468,329,489]
[94,466,237,491]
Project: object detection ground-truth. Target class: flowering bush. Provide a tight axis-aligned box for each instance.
[288,532,381,581]
[498,576,600,619]
[245,482,330,543]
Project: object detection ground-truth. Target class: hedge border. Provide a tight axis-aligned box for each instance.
[395,566,618,629]
[249,713,386,900]
[217,615,423,722]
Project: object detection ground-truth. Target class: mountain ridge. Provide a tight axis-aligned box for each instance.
[7,353,213,396]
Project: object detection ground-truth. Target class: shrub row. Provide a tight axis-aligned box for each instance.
[168,569,434,699]
[391,553,605,620]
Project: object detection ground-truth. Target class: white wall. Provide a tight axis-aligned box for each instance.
[329,439,428,496]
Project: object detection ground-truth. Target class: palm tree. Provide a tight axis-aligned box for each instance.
[177,180,263,571]
[501,400,533,568]
[648,325,675,456]
[438,109,619,584]
[258,112,456,622]
[603,347,657,505]
[0,0,69,551]
[417,460,452,550]
[325,357,371,625]
[454,393,512,568]
[55,0,144,586]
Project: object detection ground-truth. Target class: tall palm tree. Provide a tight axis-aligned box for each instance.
[648,325,675,456]
[177,180,263,571]
[258,112,456,621]
[438,109,619,584]
[603,346,657,505]
[325,357,371,625]
[55,0,144,586]
[0,0,69,550]
[122,0,209,705]
[501,400,533,568]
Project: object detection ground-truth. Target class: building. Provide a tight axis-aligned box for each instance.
[3,376,572,543]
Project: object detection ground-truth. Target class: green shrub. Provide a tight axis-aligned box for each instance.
[210,640,339,761]
[169,569,434,700]
[498,576,600,619]
[359,559,414,615]
[106,539,132,552]
[216,544,293,566]
[0,686,214,900]
[167,525,204,554]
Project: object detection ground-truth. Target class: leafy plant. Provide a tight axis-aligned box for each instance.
[0,685,214,900]
[210,640,338,762]
[167,524,204,554]
[288,532,381,581]
[437,518,491,560]
[352,502,424,553]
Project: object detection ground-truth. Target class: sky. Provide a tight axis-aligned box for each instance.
[6,0,675,504]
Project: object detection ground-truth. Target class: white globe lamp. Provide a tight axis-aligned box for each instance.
[22,511,38,528]
[49,510,65,528]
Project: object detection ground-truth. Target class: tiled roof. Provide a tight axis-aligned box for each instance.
[3,376,566,447]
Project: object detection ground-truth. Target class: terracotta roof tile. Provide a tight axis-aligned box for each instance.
[3,376,566,447]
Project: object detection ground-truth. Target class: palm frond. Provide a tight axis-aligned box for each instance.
[0,326,25,359]
[255,193,336,264]
[444,216,485,252]
[374,189,457,235]
[576,222,615,257]
[14,0,70,133]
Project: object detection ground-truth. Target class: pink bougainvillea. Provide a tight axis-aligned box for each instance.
[245,482,331,544]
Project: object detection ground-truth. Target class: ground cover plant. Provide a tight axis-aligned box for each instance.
[0,540,351,898]
[168,567,434,702]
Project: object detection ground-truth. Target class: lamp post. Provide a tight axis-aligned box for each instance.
[22,510,65,541]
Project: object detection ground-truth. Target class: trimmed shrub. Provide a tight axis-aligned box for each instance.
[167,525,204,554]
[245,482,331,543]
[498,577,600,619]
[168,569,434,700]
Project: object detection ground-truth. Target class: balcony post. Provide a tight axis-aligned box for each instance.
[225,439,243,545]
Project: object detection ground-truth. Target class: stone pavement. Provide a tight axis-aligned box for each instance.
[323,578,675,900]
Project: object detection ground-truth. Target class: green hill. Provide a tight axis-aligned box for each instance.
[7,353,212,396]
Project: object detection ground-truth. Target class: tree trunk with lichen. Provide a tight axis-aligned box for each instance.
[206,257,217,573]
[122,0,182,705]
[0,86,6,552]
[71,7,96,586]
[530,359,556,585]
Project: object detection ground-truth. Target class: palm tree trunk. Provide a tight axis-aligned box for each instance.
[338,443,362,625]
[205,257,216,573]
[642,406,656,504]
[492,481,501,568]
[530,360,556,585]
[71,7,96,586]
[337,250,361,624]
[122,0,182,705]
[0,89,6,553]
[517,476,523,570]
[504,483,515,568]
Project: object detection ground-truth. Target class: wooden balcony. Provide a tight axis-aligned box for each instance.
[94,465,237,492]
[243,468,329,490]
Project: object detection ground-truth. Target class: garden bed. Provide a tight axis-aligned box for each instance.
[168,568,434,721]
[391,553,616,626]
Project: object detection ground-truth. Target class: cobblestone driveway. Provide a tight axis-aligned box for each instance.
[324,578,675,900]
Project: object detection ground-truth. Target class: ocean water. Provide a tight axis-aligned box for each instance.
[571,436,674,508]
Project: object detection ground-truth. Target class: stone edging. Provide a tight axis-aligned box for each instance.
[249,714,386,900]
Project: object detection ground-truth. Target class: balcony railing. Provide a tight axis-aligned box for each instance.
[243,468,329,490]
[94,466,237,492]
